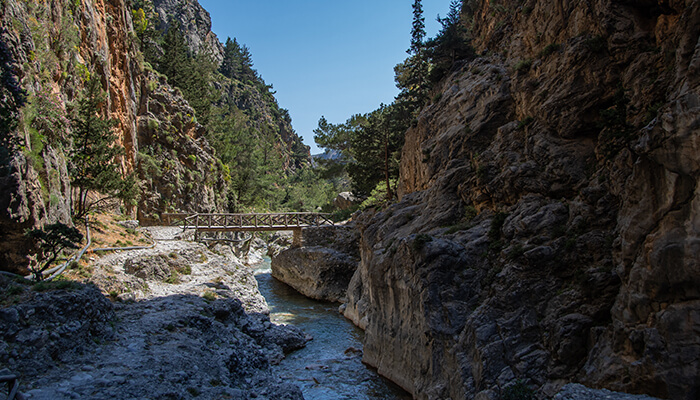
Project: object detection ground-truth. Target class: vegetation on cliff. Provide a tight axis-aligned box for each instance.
[0,0,339,274]
[130,0,335,213]
[314,0,473,202]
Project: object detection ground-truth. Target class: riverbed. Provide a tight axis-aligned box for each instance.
[253,257,411,400]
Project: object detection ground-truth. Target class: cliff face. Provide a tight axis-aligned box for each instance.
[0,0,303,271]
[346,0,699,399]
[152,0,224,63]
[151,0,309,172]
[0,0,143,272]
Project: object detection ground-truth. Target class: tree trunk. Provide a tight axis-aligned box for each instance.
[385,133,393,200]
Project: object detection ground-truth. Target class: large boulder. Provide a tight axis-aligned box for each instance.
[271,225,359,302]
[333,192,361,210]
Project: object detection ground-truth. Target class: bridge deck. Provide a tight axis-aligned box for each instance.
[174,212,334,233]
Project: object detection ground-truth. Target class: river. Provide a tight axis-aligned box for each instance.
[253,257,411,400]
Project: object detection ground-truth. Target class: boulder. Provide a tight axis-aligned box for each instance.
[333,192,361,210]
[271,225,359,302]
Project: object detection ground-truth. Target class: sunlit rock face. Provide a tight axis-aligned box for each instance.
[345,1,700,399]
[152,0,224,63]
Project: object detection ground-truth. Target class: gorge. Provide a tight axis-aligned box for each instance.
[1,0,699,399]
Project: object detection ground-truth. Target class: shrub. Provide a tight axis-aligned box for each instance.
[503,379,535,400]
[517,116,534,129]
[411,234,433,252]
[540,43,561,58]
[202,291,216,302]
[584,35,607,53]
[25,222,83,281]
[164,270,180,284]
[514,59,532,72]
[488,212,509,241]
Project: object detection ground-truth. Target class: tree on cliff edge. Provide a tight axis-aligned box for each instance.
[68,75,137,219]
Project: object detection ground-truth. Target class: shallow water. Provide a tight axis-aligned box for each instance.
[253,258,411,400]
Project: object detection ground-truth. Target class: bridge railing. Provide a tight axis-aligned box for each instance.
[179,212,334,231]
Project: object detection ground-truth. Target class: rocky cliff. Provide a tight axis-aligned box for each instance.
[152,0,224,62]
[345,1,699,399]
[0,0,307,272]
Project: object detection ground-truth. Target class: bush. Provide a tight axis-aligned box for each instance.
[202,291,216,302]
[514,59,532,72]
[488,212,509,241]
[517,116,534,129]
[539,43,561,58]
[502,379,535,400]
[411,234,433,252]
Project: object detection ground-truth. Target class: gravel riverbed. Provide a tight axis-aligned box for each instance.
[0,227,308,400]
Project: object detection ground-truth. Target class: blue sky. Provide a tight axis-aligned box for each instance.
[198,0,451,155]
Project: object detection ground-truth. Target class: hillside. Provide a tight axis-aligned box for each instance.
[0,0,310,273]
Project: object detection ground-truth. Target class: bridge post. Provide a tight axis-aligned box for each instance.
[292,228,303,248]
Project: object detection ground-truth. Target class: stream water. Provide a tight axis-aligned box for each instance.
[253,257,411,400]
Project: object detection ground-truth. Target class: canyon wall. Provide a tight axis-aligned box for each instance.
[345,0,699,399]
[0,0,308,272]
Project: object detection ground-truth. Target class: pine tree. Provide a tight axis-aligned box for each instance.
[314,105,404,198]
[425,0,473,83]
[409,0,426,55]
[220,37,243,79]
[69,75,137,219]
[396,0,429,110]
[158,22,216,125]
[239,45,258,84]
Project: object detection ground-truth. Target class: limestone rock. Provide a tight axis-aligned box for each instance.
[152,0,224,63]
[333,192,361,210]
[271,225,359,302]
[345,0,700,398]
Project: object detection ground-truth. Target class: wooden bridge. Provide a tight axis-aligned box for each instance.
[167,212,335,246]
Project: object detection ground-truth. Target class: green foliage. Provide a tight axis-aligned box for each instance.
[25,222,83,281]
[69,75,138,218]
[220,37,258,84]
[411,233,433,252]
[156,23,217,126]
[446,205,478,234]
[488,212,508,241]
[129,1,161,65]
[423,0,474,84]
[644,101,664,124]
[514,59,532,72]
[584,35,607,53]
[164,270,180,284]
[280,167,337,212]
[32,279,79,292]
[359,178,398,210]
[0,29,27,175]
[330,206,359,223]
[315,104,405,198]
[507,243,525,260]
[464,205,478,221]
[502,379,535,400]
[26,89,71,146]
[517,116,534,129]
[539,43,561,58]
[202,291,216,302]
[409,0,426,55]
